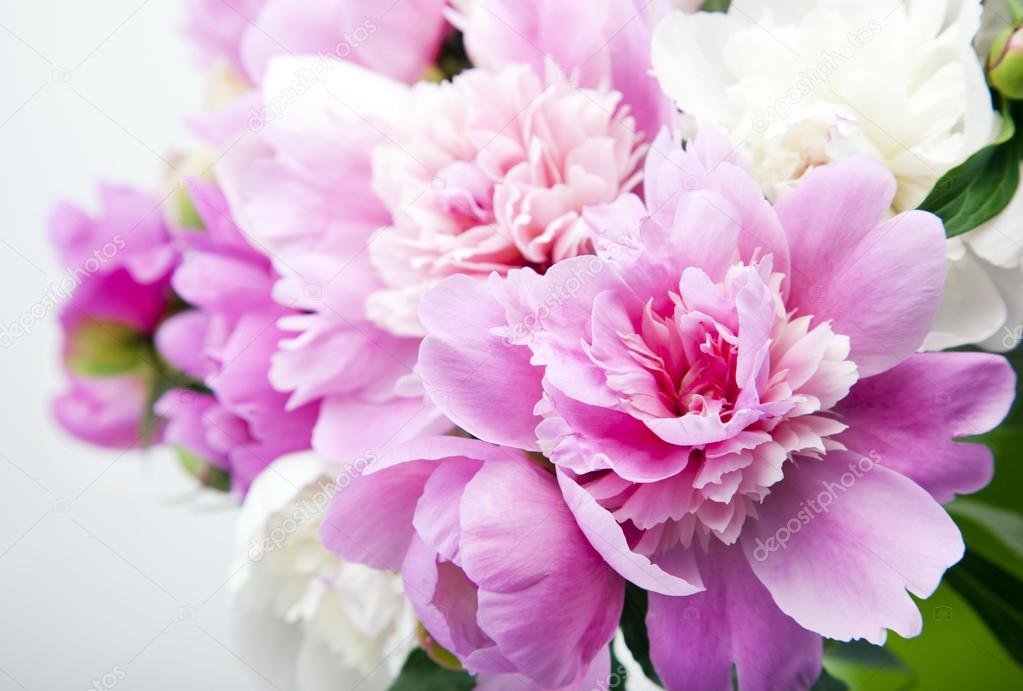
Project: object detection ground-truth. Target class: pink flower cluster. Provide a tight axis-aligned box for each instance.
[50,2,1016,690]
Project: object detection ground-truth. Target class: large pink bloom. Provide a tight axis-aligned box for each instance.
[50,185,178,448]
[154,183,316,493]
[217,60,447,464]
[369,63,645,336]
[418,131,1016,688]
[184,0,450,85]
[321,437,623,689]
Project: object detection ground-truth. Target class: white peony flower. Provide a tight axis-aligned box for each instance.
[652,0,1023,350]
[230,452,418,691]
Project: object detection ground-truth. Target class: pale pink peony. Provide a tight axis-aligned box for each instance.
[417,131,1016,688]
[184,0,450,85]
[368,63,645,337]
[216,59,448,465]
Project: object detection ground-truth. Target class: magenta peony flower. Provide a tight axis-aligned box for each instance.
[417,131,1016,687]
[51,185,178,448]
[368,63,645,337]
[184,0,449,85]
[321,436,624,689]
[154,182,316,493]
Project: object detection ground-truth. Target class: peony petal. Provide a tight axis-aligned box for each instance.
[834,353,1015,503]
[419,275,544,450]
[558,470,703,596]
[648,543,822,691]
[778,157,946,376]
[742,452,964,643]
[461,460,624,689]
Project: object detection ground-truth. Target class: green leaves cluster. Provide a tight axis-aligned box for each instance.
[919,100,1023,237]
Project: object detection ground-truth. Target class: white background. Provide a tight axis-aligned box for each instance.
[0,2,275,689]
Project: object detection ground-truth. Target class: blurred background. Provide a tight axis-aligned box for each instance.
[0,2,272,689]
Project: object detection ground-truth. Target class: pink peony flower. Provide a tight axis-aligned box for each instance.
[184,0,449,85]
[50,185,178,449]
[154,183,316,493]
[217,60,448,464]
[321,437,623,689]
[448,0,696,141]
[368,63,645,337]
[417,131,1016,687]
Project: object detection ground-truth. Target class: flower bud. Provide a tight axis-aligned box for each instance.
[988,26,1023,99]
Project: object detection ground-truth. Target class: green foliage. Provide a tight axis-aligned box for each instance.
[701,0,731,12]
[66,319,148,377]
[175,448,231,492]
[619,584,663,687]
[919,101,1023,237]
[388,649,475,691]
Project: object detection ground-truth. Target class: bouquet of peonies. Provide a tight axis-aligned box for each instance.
[50,0,1023,689]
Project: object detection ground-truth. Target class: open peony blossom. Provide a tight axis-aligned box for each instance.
[322,437,624,689]
[50,185,178,448]
[650,0,1023,352]
[231,452,416,691]
[368,63,645,337]
[417,131,1016,688]
[184,0,449,85]
[155,183,316,493]
[217,59,449,465]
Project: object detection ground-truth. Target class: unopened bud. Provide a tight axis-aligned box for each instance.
[989,26,1023,99]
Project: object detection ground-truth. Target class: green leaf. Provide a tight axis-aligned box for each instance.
[175,188,205,230]
[810,668,849,691]
[829,583,1023,689]
[619,584,663,687]
[945,550,1023,667]
[964,425,1023,514]
[175,447,231,492]
[388,649,475,691]
[919,103,1023,237]
[950,499,1023,581]
[701,0,732,11]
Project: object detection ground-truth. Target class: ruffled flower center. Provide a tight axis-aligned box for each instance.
[580,256,859,545]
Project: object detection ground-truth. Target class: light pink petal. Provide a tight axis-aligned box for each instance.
[311,394,448,465]
[834,352,1015,503]
[648,543,822,691]
[321,460,436,571]
[419,274,543,450]
[742,452,964,643]
[461,460,624,688]
[557,470,702,596]
[777,157,946,376]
